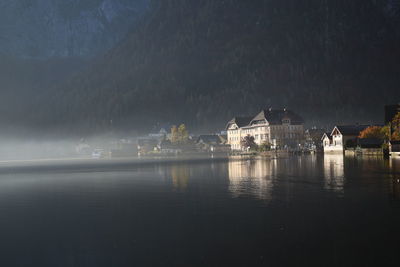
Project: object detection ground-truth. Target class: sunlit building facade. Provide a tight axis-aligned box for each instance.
[226,108,304,150]
[322,125,370,153]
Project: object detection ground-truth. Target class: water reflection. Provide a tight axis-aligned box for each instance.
[389,158,400,200]
[228,159,273,201]
[171,165,190,191]
[323,154,345,194]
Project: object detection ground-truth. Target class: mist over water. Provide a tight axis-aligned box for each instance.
[0,134,133,161]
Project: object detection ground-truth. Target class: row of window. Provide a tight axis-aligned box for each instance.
[255,134,269,140]
[232,144,241,149]
[229,132,301,142]
[230,125,302,134]
[324,140,342,146]
[229,136,240,142]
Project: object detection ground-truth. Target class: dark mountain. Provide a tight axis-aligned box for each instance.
[0,0,149,58]
[0,0,150,137]
[38,0,400,133]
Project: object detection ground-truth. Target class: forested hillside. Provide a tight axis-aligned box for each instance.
[0,0,149,58]
[41,0,400,133]
[0,0,148,137]
[0,55,88,134]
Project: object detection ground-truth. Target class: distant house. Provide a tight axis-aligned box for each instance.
[137,138,158,154]
[323,125,370,153]
[197,135,221,145]
[389,141,400,157]
[157,140,182,154]
[321,133,332,149]
[226,108,304,151]
[148,123,174,141]
[196,135,230,152]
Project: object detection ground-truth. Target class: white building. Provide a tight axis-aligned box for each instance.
[322,125,370,153]
[226,108,304,151]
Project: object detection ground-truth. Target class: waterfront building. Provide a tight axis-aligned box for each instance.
[196,135,230,152]
[322,125,370,153]
[226,108,304,151]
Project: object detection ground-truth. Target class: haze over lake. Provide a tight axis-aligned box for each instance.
[0,155,399,266]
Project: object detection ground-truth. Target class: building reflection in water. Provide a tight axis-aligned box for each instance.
[228,159,273,201]
[171,165,190,191]
[389,158,400,200]
[323,154,345,194]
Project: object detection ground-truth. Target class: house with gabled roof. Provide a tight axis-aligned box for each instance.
[226,116,253,150]
[321,133,332,148]
[226,108,304,150]
[323,125,370,153]
[196,135,230,152]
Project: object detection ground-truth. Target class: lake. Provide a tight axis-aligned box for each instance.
[0,155,399,266]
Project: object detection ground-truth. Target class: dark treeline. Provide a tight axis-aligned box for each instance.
[16,0,400,135]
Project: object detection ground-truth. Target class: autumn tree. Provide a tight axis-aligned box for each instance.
[170,125,179,143]
[358,126,385,139]
[170,124,189,144]
[392,131,400,141]
[392,112,400,141]
[178,124,189,143]
[381,125,390,140]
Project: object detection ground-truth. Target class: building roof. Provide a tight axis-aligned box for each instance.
[306,128,326,139]
[226,116,253,129]
[197,135,221,144]
[226,108,304,129]
[321,133,332,141]
[332,125,370,136]
[250,109,304,125]
[306,128,324,134]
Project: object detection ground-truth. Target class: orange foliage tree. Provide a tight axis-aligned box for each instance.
[358,126,385,139]
[392,112,400,141]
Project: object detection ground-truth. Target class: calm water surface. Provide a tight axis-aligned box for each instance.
[0,155,399,267]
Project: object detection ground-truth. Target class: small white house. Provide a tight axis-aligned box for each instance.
[323,125,370,153]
